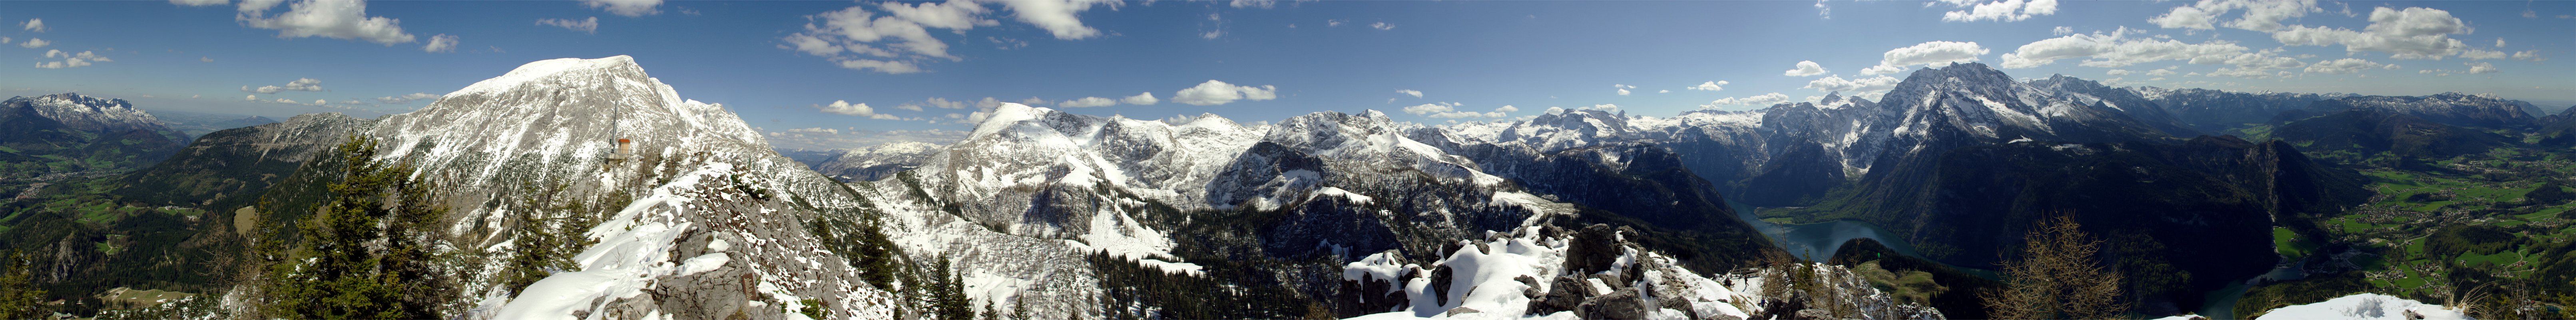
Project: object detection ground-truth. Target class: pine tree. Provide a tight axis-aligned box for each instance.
[262,136,455,319]
[930,256,974,319]
[1982,216,2130,320]
[0,250,47,319]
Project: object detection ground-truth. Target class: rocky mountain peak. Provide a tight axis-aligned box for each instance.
[5,92,169,133]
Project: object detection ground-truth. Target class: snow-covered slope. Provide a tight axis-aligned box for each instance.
[2309,92,2536,128]
[1453,63,2176,206]
[812,141,942,182]
[3,93,177,136]
[217,56,898,318]
[2156,293,2467,320]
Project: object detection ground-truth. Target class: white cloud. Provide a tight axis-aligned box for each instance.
[1396,89,1422,98]
[33,50,110,69]
[171,0,228,6]
[1370,22,1394,30]
[785,1,1112,74]
[238,0,419,46]
[2145,68,2177,76]
[245,95,258,101]
[2302,58,2385,74]
[1116,92,1156,106]
[374,92,440,104]
[582,0,662,17]
[1616,88,1630,96]
[2512,50,2544,61]
[2106,69,2133,75]
[1327,19,1344,27]
[1002,0,1118,40]
[1,37,10,44]
[18,38,48,48]
[1171,80,1277,106]
[836,59,923,74]
[1863,41,1988,75]
[2464,62,2498,74]
[241,78,323,94]
[1803,75,1902,93]
[1783,61,1828,76]
[20,18,44,32]
[422,34,457,52]
[1229,0,1277,9]
[200,56,214,62]
[2496,38,2505,47]
[1658,90,1671,94]
[1403,102,1511,119]
[2456,49,2506,60]
[1940,0,2058,22]
[1701,92,1791,108]
[2148,0,2320,31]
[1690,80,1729,91]
[2203,67,2275,78]
[1058,96,1118,108]
[818,100,904,120]
[788,127,841,135]
[1996,27,2249,68]
[537,17,599,34]
[2270,7,2471,60]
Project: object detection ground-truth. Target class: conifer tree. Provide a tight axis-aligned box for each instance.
[262,136,455,319]
[0,250,47,319]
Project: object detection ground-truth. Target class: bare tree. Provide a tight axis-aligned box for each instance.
[1982,216,2130,319]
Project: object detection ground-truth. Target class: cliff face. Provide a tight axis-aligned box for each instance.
[108,112,373,210]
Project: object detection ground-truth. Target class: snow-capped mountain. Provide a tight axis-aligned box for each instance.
[1452,62,2178,206]
[812,142,942,182]
[106,112,373,209]
[168,56,901,319]
[2128,86,2341,130]
[2305,92,2536,128]
[2,93,178,136]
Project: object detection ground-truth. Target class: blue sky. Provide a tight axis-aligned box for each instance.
[3,0,2570,150]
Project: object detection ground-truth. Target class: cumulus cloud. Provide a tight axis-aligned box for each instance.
[1940,0,2058,22]
[1229,0,1276,9]
[537,17,599,34]
[241,78,324,94]
[374,92,440,104]
[788,127,840,135]
[785,1,1114,74]
[1171,80,1278,106]
[1701,92,1792,108]
[2456,49,2506,60]
[245,95,258,101]
[2106,69,2133,75]
[1396,89,1423,98]
[20,18,44,32]
[2270,7,2472,60]
[422,34,457,52]
[1803,75,1901,93]
[1690,81,1729,91]
[1403,102,1508,118]
[2147,0,2321,31]
[2512,50,2544,61]
[1004,0,1119,39]
[1863,41,1988,75]
[2145,68,2177,76]
[1370,22,1395,30]
[1996,27,2249,68]
[18,38,48,48]
[818,100,903,120]
[33,50,110,69]
[171,0,228,6]
[2302,58,2385,74]
[1058,96,1118,108]
[582,0,663,17]
[764,128,967,151]
[2052,26,2074,36]
[237,0,419,46]
[1122,92,1159,105]
[2464,62,2498,74]
[1783,61,1829,76]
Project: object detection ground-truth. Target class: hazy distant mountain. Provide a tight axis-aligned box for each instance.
[0,93,189,195]
[150,110,281,137]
